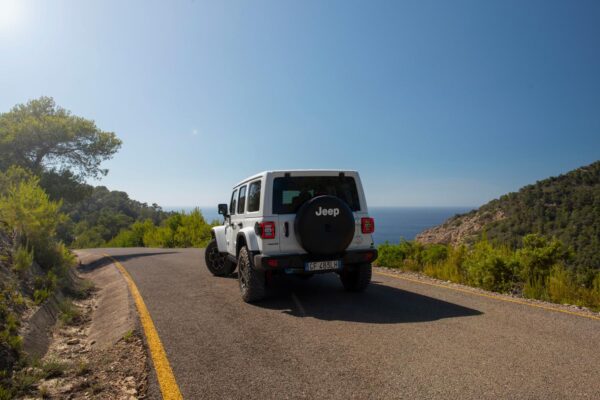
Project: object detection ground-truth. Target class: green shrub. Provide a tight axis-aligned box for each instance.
[375,235,598,309]
[593,272,600,297]
[463,240,516,292]
[71,225,106,249]
[75,361,91,376]
[34,270,57,292]
[12,245,33,273]
[33,289,50,305]
[516,234,571,286]
[562,271,600,311]
[11,370,40,395]
[36,242,75,276]
[107,219,154,247]
[522,276,548,300]
[423,245,466,283]
[143,225,174,248]
[377,242,409,269]
[421,244,449,265]
[423,262,459,282]
[64,278,95,300]
[0,384,13,400]
[32,270,57,304]
[106,209,217,249]
[122,329,134,342]
[0,167,65,269]
[0,291,22,381]
[0,313,22,351]
[547,264,580,305]
[172,209,213,247]
[376,240,428,271]
[580,272,600,311]
[58,299,82,325]
[107,229,137,247]
[41,358,67,379]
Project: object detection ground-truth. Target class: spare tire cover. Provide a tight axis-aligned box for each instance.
[294,195,355,255]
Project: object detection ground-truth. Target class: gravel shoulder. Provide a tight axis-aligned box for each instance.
[15,252,151,400]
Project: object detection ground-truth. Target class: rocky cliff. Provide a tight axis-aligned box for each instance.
[415,160,600,272]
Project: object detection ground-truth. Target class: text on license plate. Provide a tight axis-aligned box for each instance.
[305,260,341,272]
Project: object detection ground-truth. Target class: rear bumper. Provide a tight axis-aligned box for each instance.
[253,249,378,272]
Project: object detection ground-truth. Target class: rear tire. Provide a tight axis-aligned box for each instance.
[205,239,236,276]
[238,246,266,302]
[340,263,371,292]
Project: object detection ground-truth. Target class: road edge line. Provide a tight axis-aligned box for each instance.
[374,270,600,322]
[104,254,184,400]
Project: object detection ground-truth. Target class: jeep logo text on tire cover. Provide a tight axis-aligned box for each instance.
[315,206,340,217]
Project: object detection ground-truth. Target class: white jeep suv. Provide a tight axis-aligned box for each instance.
[205,170,377,302]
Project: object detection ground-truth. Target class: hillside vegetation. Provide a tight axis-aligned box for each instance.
[0,167,79,397]
[377,235,600,311]
[0,97,214,397]
[107,208,214,248]
[416,161,600,279]
[62,185,172,248]
[378,161,600,311]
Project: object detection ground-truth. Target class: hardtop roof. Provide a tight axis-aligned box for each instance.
[233,169,359,187]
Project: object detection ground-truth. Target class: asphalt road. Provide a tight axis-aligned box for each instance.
[91,248,599,399]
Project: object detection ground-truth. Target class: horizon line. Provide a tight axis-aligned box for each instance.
[161,205,479,209]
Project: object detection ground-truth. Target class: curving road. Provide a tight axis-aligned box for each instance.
[86,248,599,399]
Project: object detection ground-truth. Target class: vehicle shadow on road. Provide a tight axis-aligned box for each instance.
[255,275,483,324]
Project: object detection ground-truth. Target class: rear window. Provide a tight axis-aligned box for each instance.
[230,189,238,215]
[247,180,261,212]
[238,185,247,214]
[272,176,360,214]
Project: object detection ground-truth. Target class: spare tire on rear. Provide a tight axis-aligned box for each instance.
[294,195,355,256]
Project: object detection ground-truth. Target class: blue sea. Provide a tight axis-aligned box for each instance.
[165,206,473,245]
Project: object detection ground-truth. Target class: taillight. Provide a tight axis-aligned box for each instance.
[361,217,375,234]
[259,221,276,239]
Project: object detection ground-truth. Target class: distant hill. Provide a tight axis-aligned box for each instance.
[416,161,600,273]
[61,186,172,248]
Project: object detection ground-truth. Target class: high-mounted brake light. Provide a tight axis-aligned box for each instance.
[259,221,276,239]
[361,217,375,234]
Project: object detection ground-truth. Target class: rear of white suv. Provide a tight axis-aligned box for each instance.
[206,170,378,302]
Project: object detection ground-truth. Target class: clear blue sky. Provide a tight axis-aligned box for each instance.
[1,0,599,207]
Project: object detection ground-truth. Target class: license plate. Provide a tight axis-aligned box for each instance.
[305,260,341,272]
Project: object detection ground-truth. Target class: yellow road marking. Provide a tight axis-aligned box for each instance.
[374,270,600,322]
[104,254,184,400]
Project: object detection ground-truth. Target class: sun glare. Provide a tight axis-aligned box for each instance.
[0,0,24,36]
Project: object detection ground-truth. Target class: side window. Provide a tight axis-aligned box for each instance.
[247,181,261,212]
[230,189,238,215]
[237,186,247,214]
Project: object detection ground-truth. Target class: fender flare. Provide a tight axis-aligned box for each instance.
[237,227,260,254]
[211,226,228,253]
